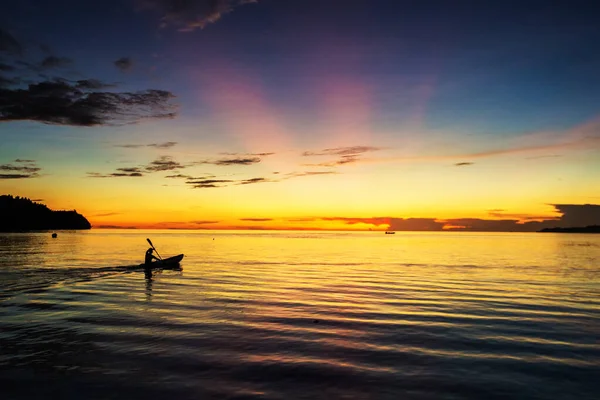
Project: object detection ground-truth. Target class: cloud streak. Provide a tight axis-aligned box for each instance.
[116,141,178,149]
[302,146,383,167]
[197,156,262,166]
[0,159,41,179]
[145,156,184,172]
[41,56,72,69]
[137,0,259,31]
[114,57,133,72]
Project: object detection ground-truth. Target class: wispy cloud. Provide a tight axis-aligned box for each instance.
[145,156,184,172]
[454,162,474,166]
[302,146,383,167]
[40,56,72,69]
[197,156,262,166]
[302,146,382,157]
[0,28,22,54]
[221,152,275,157]
[114,57,133,72]
[282,171,339,179]
[238,177,268,185]
[137,0,259,31]
[0,159,41,179]
[87,167,144,178]
[165,173,193,179]
[304,155,361,167]
[116,141,178,149]
[187,178,233,188]
[240,218,273,222]
[92,212,122,217]
[148,141,177,149]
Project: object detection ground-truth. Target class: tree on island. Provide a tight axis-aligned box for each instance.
[0,195,91,231]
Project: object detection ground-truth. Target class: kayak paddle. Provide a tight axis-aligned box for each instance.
[146,238,163,260]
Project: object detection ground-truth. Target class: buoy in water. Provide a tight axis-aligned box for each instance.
[52,233,57,238]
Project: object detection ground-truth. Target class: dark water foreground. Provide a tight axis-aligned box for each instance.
[1,231,599,399]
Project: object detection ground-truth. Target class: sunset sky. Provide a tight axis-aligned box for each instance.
[1,0,599,231]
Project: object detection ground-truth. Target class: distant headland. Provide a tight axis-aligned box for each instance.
[538,225,600,233]
[0,195,91,232]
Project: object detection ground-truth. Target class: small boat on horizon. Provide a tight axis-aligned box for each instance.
[385,231,395,234]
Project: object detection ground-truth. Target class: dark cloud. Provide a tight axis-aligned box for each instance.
[221,152,274,157]
[192,220,220,225]
[304,155,360,167]
[240,218,273,222]
[165,173,193,179]
[454,162,474,166]
[180,170,333,190]
[553,204,600,227]
[302,146,382,157]
[116,141,178,149]
[388,218,445,231]
[286,217,318,222]
[0,63,15,71]
[302,146,382,167]
[198,156,262,166]
[0,28,22,54]
[87,156,188,179]
[114,57,133,72]
[526,154,562,160]
[92,212,122,217]
[137,0,259,31]
[40,56,72,69]
[443,205,600,231]
[317,205,600,231]
[116,167,143,174]
[0,161,41,179]
[238,177,268,185]
[0,79,177,126]
[0,75,20,87]
[283,171,338,179]
[87,171,143,178]
[487,211,554,221]
[146,156,184,171]
[148,141,177,149]
[75,79,115,90]
[187,178,233,188]
[2,30,175,127]
[0,174,35,179]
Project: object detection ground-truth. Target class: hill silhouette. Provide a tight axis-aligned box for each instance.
[0,195,91,231]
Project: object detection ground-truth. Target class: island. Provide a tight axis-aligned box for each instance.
[538,225,600,233]
[0,195,91,232]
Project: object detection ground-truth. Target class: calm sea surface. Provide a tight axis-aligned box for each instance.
[0,230,599,399]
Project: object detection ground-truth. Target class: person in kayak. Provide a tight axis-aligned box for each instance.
[145,248,160,266]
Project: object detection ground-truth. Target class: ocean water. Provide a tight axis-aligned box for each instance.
[0,230,599,400]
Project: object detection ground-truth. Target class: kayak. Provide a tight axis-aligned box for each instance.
[141,254,184,269]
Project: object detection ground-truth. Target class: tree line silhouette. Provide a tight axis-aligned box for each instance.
[0,195,91,231]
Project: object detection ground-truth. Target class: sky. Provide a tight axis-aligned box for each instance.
[1,0,599,231]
